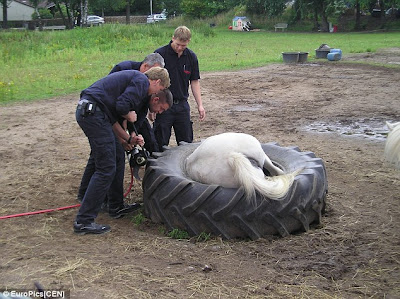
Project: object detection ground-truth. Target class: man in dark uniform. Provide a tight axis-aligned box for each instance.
[109,52,164,154]
[74,67,172,235]
[109,53,165,75]
[76,54,165,204]
[154,26,206,151]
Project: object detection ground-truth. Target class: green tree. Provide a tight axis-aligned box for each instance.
[355,0,361,30]
[181,0,217,18]
[33,8,53,19]
[386,0,400,10]
[346,0,400,29]
[266,0,286,17]
[181,0,207,18]
[53,0,72,28]
[91,0,126,15]
[1,0,11,29]
[290,0,346,32]
[30,0,43,29]
[181,0,234,18]
[163,0,183,15]
[245,0,286,17]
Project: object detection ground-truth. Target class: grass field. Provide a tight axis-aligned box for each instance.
[1,24,400,103]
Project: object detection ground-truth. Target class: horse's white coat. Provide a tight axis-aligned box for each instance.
[185,132,300,200]
[384,122,400,170]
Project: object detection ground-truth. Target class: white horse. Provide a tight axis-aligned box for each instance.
[185,132,301,201]
[384,122,400,170]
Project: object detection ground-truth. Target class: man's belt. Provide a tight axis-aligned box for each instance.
[173,98,187,105]
[77,98,101,116]
[77,99,101,112]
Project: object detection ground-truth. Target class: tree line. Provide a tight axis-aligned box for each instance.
[1,0,400,30]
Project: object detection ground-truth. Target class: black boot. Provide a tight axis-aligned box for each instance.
[74,222,111,235]
[109,203,141,219]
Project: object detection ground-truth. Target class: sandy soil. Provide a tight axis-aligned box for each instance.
[1,49,399,298]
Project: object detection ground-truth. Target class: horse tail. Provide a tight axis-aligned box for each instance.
[228,152,301,201]
[384,122,400,170]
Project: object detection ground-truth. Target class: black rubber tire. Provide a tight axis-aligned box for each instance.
[142,142,328,240]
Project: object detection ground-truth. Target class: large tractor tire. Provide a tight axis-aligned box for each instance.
[142,142,328,240]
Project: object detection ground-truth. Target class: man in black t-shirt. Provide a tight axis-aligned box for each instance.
[154,26,206,151]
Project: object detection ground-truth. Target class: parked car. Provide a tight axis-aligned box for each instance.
[146,14,166,24]
[86,15,105,26]
[385,8,399,16]
[371,8,382,17]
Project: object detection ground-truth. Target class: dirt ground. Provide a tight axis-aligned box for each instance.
[1,48,399,298]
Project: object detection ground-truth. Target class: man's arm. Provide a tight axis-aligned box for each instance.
[112,122,133,151]
[190,79,205,121]
[123,111,138,123]
[112,122,145,150]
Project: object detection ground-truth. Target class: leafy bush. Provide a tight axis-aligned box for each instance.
[32,8,53,20]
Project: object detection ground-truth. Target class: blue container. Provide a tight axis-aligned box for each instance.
[327,52,341,61]
[330,48,342,55]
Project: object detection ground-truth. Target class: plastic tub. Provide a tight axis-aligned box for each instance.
[298,52,309,62]
[315,49,330,59]
[282,52,308,63]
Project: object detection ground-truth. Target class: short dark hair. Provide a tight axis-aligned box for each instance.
[156,88,173,107]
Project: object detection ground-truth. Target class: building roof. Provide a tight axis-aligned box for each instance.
[13,0,54,9]
[13,0,33,7]
[232,16,249,21]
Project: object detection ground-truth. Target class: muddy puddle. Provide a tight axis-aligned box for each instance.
[304,118,390,142]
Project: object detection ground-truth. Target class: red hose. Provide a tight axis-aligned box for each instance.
[1,166,135,220]
[0,204,81,220]
[123,167,135,198]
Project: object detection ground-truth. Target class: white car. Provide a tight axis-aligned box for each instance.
[86,15,105,26]
[386,8,398,15]
[146,14,166,24]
